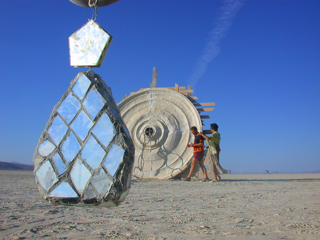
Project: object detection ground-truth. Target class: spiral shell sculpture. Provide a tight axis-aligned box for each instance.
[118,68,215,180]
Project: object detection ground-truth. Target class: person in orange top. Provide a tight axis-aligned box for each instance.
[182,126,209,182]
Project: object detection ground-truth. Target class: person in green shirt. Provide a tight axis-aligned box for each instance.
[198,123,227,182]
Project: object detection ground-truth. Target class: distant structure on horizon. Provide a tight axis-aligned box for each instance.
[0,161,33,171]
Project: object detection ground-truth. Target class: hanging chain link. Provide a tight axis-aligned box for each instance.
[88,0,98,21]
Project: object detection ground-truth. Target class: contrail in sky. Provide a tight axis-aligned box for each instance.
[188,0,244,87]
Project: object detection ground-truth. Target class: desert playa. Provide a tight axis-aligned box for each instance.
[1,171,319,239]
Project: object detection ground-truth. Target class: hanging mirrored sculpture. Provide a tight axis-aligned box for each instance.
[33,0,134,207]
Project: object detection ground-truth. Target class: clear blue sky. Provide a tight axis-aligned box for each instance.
[0,0,319,173]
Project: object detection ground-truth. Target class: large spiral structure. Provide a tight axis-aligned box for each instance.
[118,69,215,180]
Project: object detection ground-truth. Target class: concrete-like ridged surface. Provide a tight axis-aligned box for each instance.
[118,88,203,180]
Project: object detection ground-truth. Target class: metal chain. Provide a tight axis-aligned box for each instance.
[133,131,151,180]
[89,0,98,21]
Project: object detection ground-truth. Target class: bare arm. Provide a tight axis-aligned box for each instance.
[187,142,204,147]
[197,133,211,140]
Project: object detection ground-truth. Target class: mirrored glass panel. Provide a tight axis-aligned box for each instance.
[48,182,78,198]
[52,152,67,175]
[38,140,56,157]
[35,160,58,191]
[57,93,81,123]
[70,158,91,194]
[81,135,106,170]
[83,184,97,199]
[71,110,93,141]
[104,144,125,176]
[48,115,68,146]
[91,168,112,198]
[61,131,81,163]
[72,74,91,100]
[83,88,105,119]
[92,113,115,147]
[69,20,112,67]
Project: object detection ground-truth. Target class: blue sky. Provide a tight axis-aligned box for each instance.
[0,0,319,173]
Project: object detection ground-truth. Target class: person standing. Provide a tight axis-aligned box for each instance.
[183,126,209,182]
[198,123,228,182]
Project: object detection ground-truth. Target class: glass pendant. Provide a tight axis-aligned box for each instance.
[33,1,134,207]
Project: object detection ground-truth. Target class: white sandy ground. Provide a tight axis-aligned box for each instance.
[0,171,319,240]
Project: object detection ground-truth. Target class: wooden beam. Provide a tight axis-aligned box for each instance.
[151,67,157,88]
[187,97,197,102]
[187,85,192,97]
[193,102,215,107]
[165,86,186,90]
[174,83,179,92]
[179,89,193,93]
[190,96,198,100]
[197,108,214,112]
[200,115,210,119]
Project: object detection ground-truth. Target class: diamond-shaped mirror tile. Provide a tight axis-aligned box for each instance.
[48,115,68,145]
[61,131,81,163]
[70,158,92,194]
[83,184,97,199]
[38,140,56,157]
[48,182,78,198]
[58,93,81,123]
[69,20,112,67]
[72,74,91,100]
[35,160,58,191]
[104,144,125,176]
[71,110,93,141]
[83,88,106,119]
[81,135,106,170]
[91,168,112,198]
[91,113,115,147]
[52,152,67,175]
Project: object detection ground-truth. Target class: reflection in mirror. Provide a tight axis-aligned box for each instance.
[81,135,106,170]
[83,184,97,199]
[48,115,68,145]
[61,131,81,163]
[92,113,115,147]
[104,144,124,176]
[57,93,81,123]
[48,182,78,198]
[83,88,105,119]
[38,140,56,157]
[35,160,58,191]
[70,158,92,194]
[71,110,93,141]
[69,20,111,67]
[52,152,67,175]
[72,74,91,100]
[91,168,112,198]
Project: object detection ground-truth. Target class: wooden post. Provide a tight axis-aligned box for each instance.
[151,67,157,88]
[187,85,192,97]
